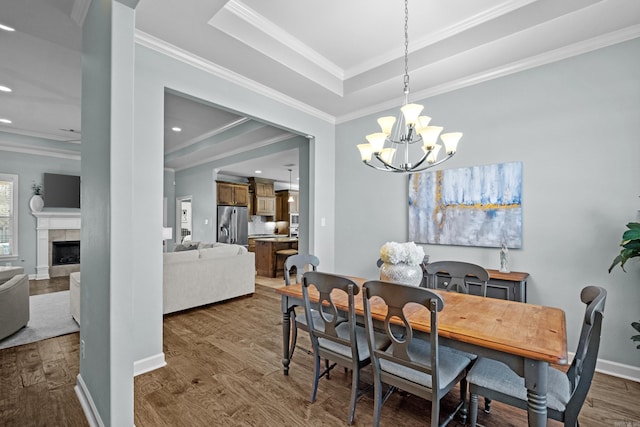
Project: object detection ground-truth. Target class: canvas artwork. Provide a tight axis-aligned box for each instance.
[408,161,523,248]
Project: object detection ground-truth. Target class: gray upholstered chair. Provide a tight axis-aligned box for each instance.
[0,273,30,340]
[362,280,474,427]
[425,260,489,296]
[467,285,607,427]
[283,253,322,360]
[302,272,390,425]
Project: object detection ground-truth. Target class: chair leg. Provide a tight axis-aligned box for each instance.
[289,321,298,359]
[459,378,468,423]
[484,397,492,413]
[347,364,359,425]
[372,377,383,427]
[469,393,479,427]
[310,352,321,403]
[431,396,440,427]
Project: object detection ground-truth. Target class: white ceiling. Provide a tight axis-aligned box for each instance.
[1,0,638,182]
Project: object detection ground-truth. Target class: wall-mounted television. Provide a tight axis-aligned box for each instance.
[43,173,81,208]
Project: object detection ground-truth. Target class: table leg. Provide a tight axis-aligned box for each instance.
[281,305,292,375]
[524,359,548,427]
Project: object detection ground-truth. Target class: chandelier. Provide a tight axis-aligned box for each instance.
[357,0,462,174]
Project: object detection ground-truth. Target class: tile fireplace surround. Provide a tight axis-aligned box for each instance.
[31,211,81,280]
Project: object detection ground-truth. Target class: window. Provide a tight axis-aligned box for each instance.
[0,173,18,259]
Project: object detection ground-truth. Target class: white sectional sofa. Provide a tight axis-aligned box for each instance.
[163,243,255,314]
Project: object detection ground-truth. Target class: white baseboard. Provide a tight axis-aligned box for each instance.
[595,356,640,382]
[74,374,104,427]
[133,352,166,376]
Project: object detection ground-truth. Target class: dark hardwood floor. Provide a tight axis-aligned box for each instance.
[1,281,639,426]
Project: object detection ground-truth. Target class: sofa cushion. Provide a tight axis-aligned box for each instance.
[174,241,200,252]
[164,250,200,263]
[199,244,245,259]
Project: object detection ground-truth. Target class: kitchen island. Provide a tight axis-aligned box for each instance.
[255,237,298,277]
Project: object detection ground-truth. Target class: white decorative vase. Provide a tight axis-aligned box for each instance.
[29,194,44,212]
[380,262,423,287]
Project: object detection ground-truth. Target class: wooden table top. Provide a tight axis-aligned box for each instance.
[276,278,567,365]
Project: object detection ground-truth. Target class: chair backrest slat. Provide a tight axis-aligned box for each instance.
[363,280,444,385]
[425,261,489,295]
[302,271,358,348]
[285,254,320,286]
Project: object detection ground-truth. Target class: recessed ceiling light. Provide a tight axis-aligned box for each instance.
[171,126,181,132]
[0,118,13,124]
[0,85,11,92]
[0,23,15,32]
[255,170,262,174]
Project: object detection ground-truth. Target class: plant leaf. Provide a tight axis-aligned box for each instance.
[622,228,640,241]
[626,222,640,229]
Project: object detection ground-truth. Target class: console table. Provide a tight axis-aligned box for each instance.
[431,269,529,302]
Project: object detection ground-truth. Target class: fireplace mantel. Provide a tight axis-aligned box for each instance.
[31,211,81,280]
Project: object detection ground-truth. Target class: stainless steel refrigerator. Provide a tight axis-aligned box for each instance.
[217,206,248,246]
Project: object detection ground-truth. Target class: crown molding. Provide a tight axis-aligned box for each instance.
[221,0,344,81]
[165,117,251,155]
[337,26,640,124]
[0,142,81,161]
[135,30,335,125]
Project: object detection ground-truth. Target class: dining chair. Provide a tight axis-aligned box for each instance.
[362,280,475,427]
[467,285,607,427]
[425,261,489,297]
[302,272,391,425]
[283,254,322,360]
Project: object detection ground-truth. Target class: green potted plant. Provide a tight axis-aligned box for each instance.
[609,222,640,273]
[608,221,640,350]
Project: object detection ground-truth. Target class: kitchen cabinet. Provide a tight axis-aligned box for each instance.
[216,181,249,206]
[249,177,276,216]
[276,190,298,221]
[254,196,276,216]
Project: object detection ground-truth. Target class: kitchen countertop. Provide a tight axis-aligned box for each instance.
[253,236,298,242]
[248,234,288,238]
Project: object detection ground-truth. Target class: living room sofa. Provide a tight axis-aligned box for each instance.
[163,243,255,314]
[0,267,29,340]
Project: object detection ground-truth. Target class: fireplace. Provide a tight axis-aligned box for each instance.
[52,241,80,265]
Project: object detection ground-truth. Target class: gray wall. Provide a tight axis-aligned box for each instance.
[0,133,81,275]
[336,38,640,369]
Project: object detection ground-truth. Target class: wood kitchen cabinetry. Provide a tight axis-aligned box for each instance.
[216,181,249,206]
[276,190,298,221]
[248,177,276,216]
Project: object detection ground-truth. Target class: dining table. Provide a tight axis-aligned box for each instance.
[275,276,568,427]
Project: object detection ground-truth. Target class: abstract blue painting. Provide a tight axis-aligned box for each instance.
[408,161,522,248]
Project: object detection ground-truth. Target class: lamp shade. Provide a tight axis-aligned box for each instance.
[377,116,396,135]
[441,132,463,154]
[400,103,424,126]
[366,132,387,152]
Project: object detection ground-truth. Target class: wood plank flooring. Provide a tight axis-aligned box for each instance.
[1,277,639,426]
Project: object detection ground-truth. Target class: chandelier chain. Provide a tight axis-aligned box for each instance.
[403,0,410,95]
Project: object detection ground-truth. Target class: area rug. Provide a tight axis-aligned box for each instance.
[0,290,79,350]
